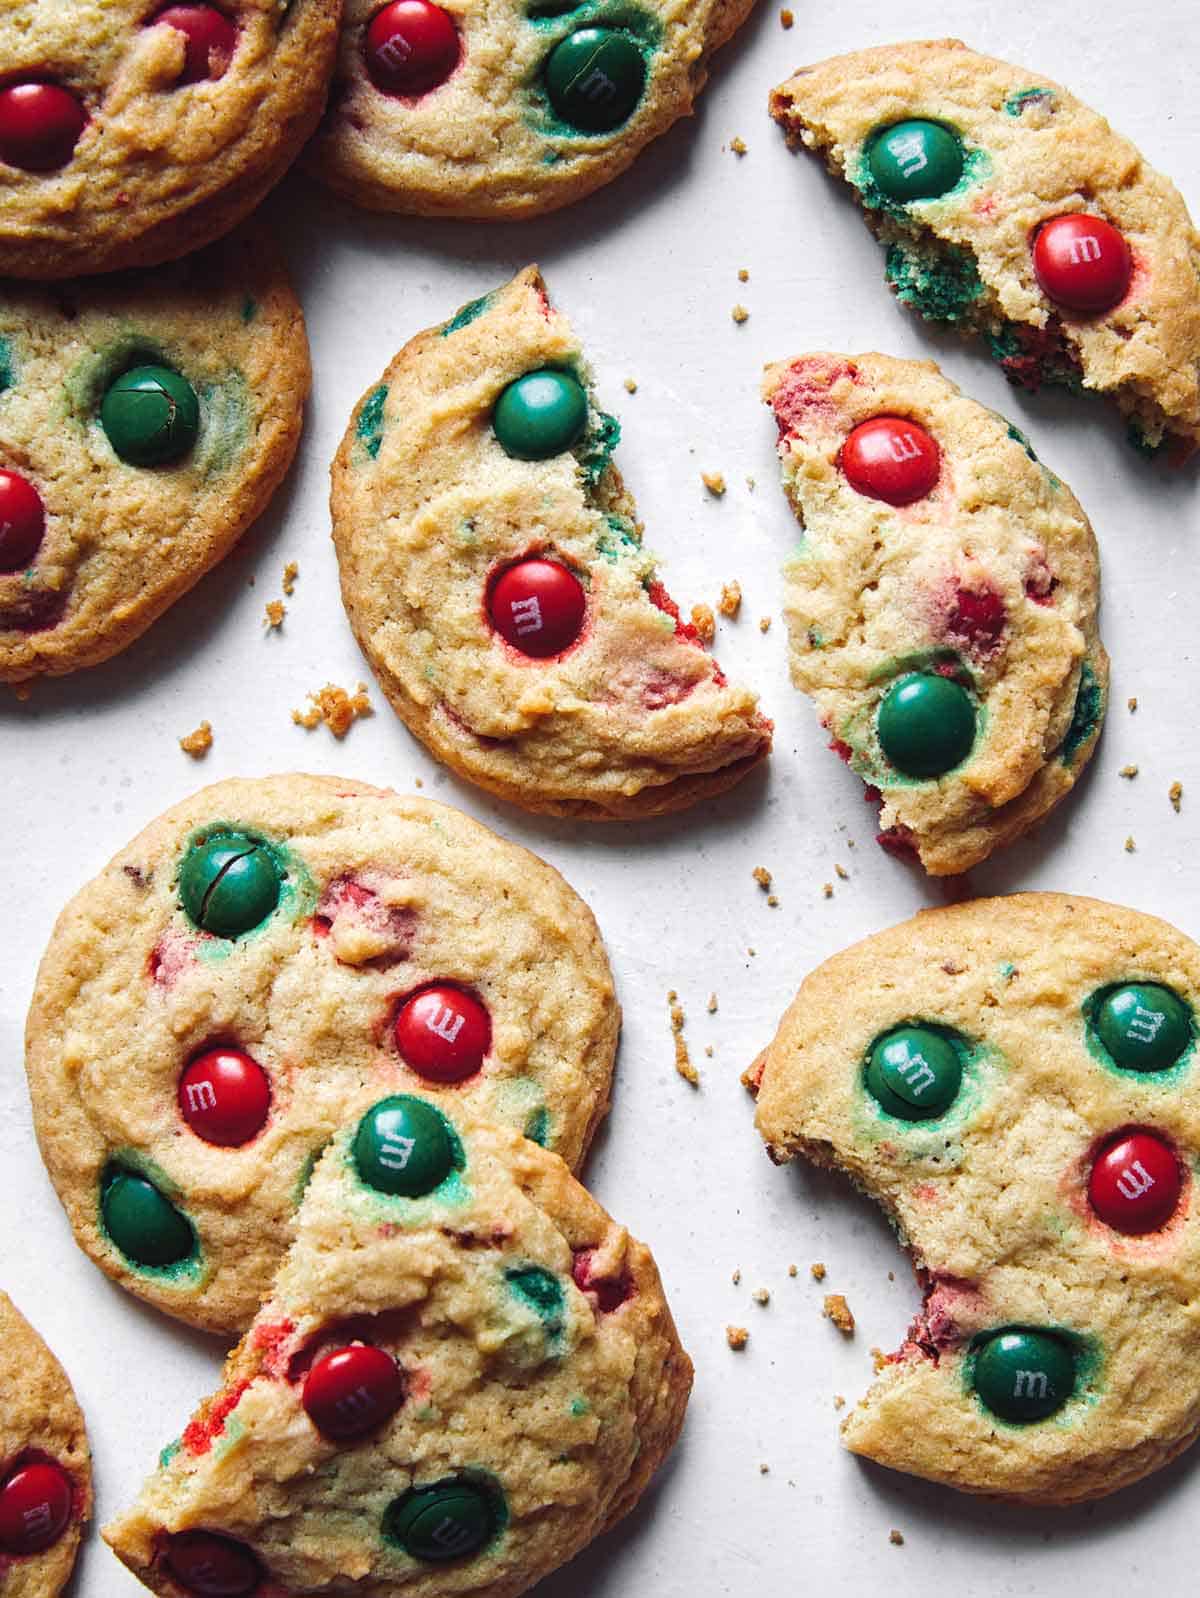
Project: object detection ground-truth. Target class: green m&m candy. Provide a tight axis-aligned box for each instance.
[972,1328,1076,1423]
[385,1479,498,1562]
[865,1025,963,1120]
[877,672,975,778]
[1092,982,1192,1073]
[868,119,964,203]
[492,369,587,460]
[178,831,282,938]
[543,28,646,134]
[101,1167,194,1268]
[100,365,200,466]
[353,1095,457,1198]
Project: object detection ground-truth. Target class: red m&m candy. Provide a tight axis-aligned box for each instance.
[488,558,586,659]
[0,83,87,173]
[365,1,461,97]
[0,1460,73,1555]
[153,6,238,84]
[1088,1130,1181,1235]
[165,1529,261,1596]
[178,1048,271,1147]
[0,471,46,572]
[303,1344,405,1439]
[1032,214,1132,314]
[393,985,490,1083]
[840,417,941,506]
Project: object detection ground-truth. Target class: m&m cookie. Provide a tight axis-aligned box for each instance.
[0,1292,91,1597]
[0,226,309,684]
[0,2,340,278]
[763,352,1107,875]
[25,775,619,1334]
[104,1094,692,1596]
[305,0,756,218]
[769,40,1200,457]
[747,893,1200,1503]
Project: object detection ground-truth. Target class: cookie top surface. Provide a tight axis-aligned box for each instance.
[104,1095,692,1598]
[0,225,310,684]
[25,774,619,1335]
[0,1292,92,1598]
[751,892,1200,1503]
[762,351,1107,875]
[331,266,771,820]
[0,1,341,278]
[305,0,754,218]
[770,38,1200,454]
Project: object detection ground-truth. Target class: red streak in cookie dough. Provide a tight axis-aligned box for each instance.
[1023,549,1057,605]
[769,356,860,438]
[313,876,416,965]
[946,585,1006,649]
[876,825,919,861]
[896,1273,984,1363]
[644,580,728,689]
[250,1318,297,1379]
[148,930,198,987]
[995,320,1083,393]
[572,1248,633,1312]
[182,1380,251,1456]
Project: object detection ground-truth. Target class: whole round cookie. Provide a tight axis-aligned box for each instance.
[104,1092,692,1597]
[748,892,1200,1504]
[769,39,1200,457]
[0,1,341,279]
[0,1292,92,1597]
[762,351,1107,875]
[304,0,755,218]
[331,266,772,819]
[25,774,619,1335]
[0,225,309,684]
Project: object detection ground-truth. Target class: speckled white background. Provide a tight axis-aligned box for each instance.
[3,0,1199,1590]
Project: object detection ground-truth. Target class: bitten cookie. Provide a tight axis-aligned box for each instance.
[0,1,341,279]
[748,893,1200,1504]
[762,352,1107,875]
[104,1092,692,1598]
[0,1292,92,1597]
[304,0,755,218]
[25,774,619,1335]
[331,267,771,819]
[0,225,309,684]
[769,39,1200,457]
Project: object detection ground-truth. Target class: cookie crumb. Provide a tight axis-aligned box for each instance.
[788,1264,798,1278]
[11,681,32,702]
[737,267,749,283]
[753,866,772,891]
[1119,764,1138,779]
[282,560,299,596]
[701,471,727,497]
[835,863,849,880]
[707,992,718,1013]
[1170,781,1183,812]
[179,720,213,758]
[414,777,423,788]
[726,1325,749,1350]
[758,615,771,632]
[870,1347,887,1372]
[780,6,794,23]
[292,682,374,739]
[264,600,286,629]
[623,377,638,394]
[732,1268,741,1285]
[889,1530,905,1547]
[668,990,699,1086]
[691,603,716,643]
[745,475,756,491]
[752,1288,770,1306]
[730,136,747,156]
[810,1262,826,1281]
[718,580,742,618]
[704,1044,714,1058]
[732,304,749,324]
[822,882,833,899]
[823,1294,855,1334]
[1124,835,1136,853]
[1128,696,1138,712]
[767,894,779,908]
[833,1394,845,1410]
[759,1462,770,1474]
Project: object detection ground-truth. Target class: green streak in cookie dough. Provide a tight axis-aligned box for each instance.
[194,371,249,476]
[65,334,171,421]
[1004,87,1057,116]
[241,297,258,323]
[806,627,823,649]
[441,294,494,336]
[0,337,15,395]
[595,513,640,562]
[852,1039,1005,1161]
[213,1416,246,1460]
[998,961,1017,984]
[524,1106,551,1147]
[158,1439,182,1469]
[1006,423,1038,461]
[295,1143,329,1204]
[577,405,620,486]
[506,1266,566,1336]
[457,517,478,545]
[1060,660,1104,768]
[569,1396,590,1416]
[885,241,985,324]
[356,384,389,459]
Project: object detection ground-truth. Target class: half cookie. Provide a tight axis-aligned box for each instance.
[25,775,619,1335]
[305,0,756,218]
[331,267,771,818]
[0,1292,92,1598]
[748,893,1200,1504]
[763,351,1106,875]
[0,226,309,683]
[105,1094,692,1597]
[769,39,1200,457]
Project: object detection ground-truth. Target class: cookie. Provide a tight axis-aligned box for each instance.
[0,1292,92,1597]
[747,892,1200,1504]
[762,351,1107,875]
[769,39,1200,457]
[104,1091,692,1597]
[25,774,619,1335]
[0,2,341,279]
[0,225,309,684]
[304,0,755,218]
[331,267,771,819]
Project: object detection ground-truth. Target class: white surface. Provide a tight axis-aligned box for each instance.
[4,2,1200,1591]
